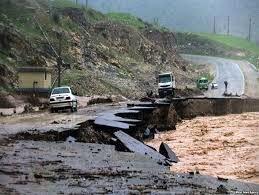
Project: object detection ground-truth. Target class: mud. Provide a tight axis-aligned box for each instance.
[10,120,113,144]
[147,112,259,184]
[173,97,259,119]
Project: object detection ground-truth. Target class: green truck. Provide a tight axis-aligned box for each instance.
[197,77,209,90]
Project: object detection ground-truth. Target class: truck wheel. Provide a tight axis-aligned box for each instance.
[50,108,55,113]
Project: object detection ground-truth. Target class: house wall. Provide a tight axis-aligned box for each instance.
[18,72,52,89]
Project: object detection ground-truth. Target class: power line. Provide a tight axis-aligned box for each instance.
[31,0,59,57]
[33,16,59,58]
[31,0,69,87]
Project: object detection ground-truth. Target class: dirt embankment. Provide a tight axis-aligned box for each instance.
[147,112,259,184]
[0,3,200,102]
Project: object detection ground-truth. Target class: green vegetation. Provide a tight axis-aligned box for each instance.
[198,33,259,54]
[52,0,81,9]
[176,32,259,70]
[86,8,106,22]
[198,33,259,70]
[106,12,169,32]
[106,13,146,29]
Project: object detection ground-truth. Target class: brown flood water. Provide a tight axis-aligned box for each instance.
[146,112,259,184]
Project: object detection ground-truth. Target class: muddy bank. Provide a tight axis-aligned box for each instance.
[146,112,259,184]
[173,98,259,119]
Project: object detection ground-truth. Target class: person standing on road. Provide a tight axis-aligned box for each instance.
[224,81,228,92]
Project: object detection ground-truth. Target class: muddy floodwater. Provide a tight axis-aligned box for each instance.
[147,112,259,184]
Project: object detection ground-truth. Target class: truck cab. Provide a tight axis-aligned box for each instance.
[158,72,176,98]
[197,77,209,90]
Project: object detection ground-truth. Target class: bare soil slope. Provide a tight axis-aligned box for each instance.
[0,0,199,100]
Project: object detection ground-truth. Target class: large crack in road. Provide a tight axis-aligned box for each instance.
[1,98,259,194]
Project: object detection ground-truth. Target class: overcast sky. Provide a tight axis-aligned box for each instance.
[81,0,259,43]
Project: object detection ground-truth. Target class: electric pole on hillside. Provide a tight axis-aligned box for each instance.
[227,16,230,35]
[248,17,252,41]
[57,32,62,87]
[213,16,216,34]
[48,0,51,15]
[86,0,88,8]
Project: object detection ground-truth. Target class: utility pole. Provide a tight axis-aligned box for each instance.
[227,16,230,35]
[213,16,216,34]
[48,0,51,15]
[248,17,252,41]
[86,0,88,8]
[57,32,63,87]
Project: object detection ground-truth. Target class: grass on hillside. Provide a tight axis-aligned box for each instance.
[198,33,259,54]
[106,12,170,32]
[198,33,259,70]
[177,32,259,70]
[106,13,146,29]
[52,0,81,9]
[52,0,105,22]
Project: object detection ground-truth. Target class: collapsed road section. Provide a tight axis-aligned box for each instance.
[1,97,259,194]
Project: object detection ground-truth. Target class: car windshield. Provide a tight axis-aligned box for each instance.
[159,75,172,83]
[52,88,70,95]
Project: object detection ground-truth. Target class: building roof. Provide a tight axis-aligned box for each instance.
[17,66,52,73]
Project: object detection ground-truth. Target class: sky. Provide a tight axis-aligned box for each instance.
[80,0,259,43]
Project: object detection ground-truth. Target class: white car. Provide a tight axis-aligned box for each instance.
[49,86,78,113]
[211,82,218,89]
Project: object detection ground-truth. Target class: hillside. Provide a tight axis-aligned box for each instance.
[0,0,198,99]
[176,32,259,69]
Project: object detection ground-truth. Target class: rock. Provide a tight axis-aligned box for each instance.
[217,176,228,182]
[216,184,228,194]
[51,121,59,124]
[159,142,179,163]
[114,131,168,165]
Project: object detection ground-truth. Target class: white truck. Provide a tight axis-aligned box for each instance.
[49,86,78,113]
[158,72,176,98]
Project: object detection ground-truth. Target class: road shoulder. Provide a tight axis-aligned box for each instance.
[236,60,259,98]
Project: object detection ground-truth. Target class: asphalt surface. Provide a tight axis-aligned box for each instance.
[182,54,245,97]
[0,103,123,137]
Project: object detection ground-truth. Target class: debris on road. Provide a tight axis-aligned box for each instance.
[159,142,179,163]
[114,131,168,165]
